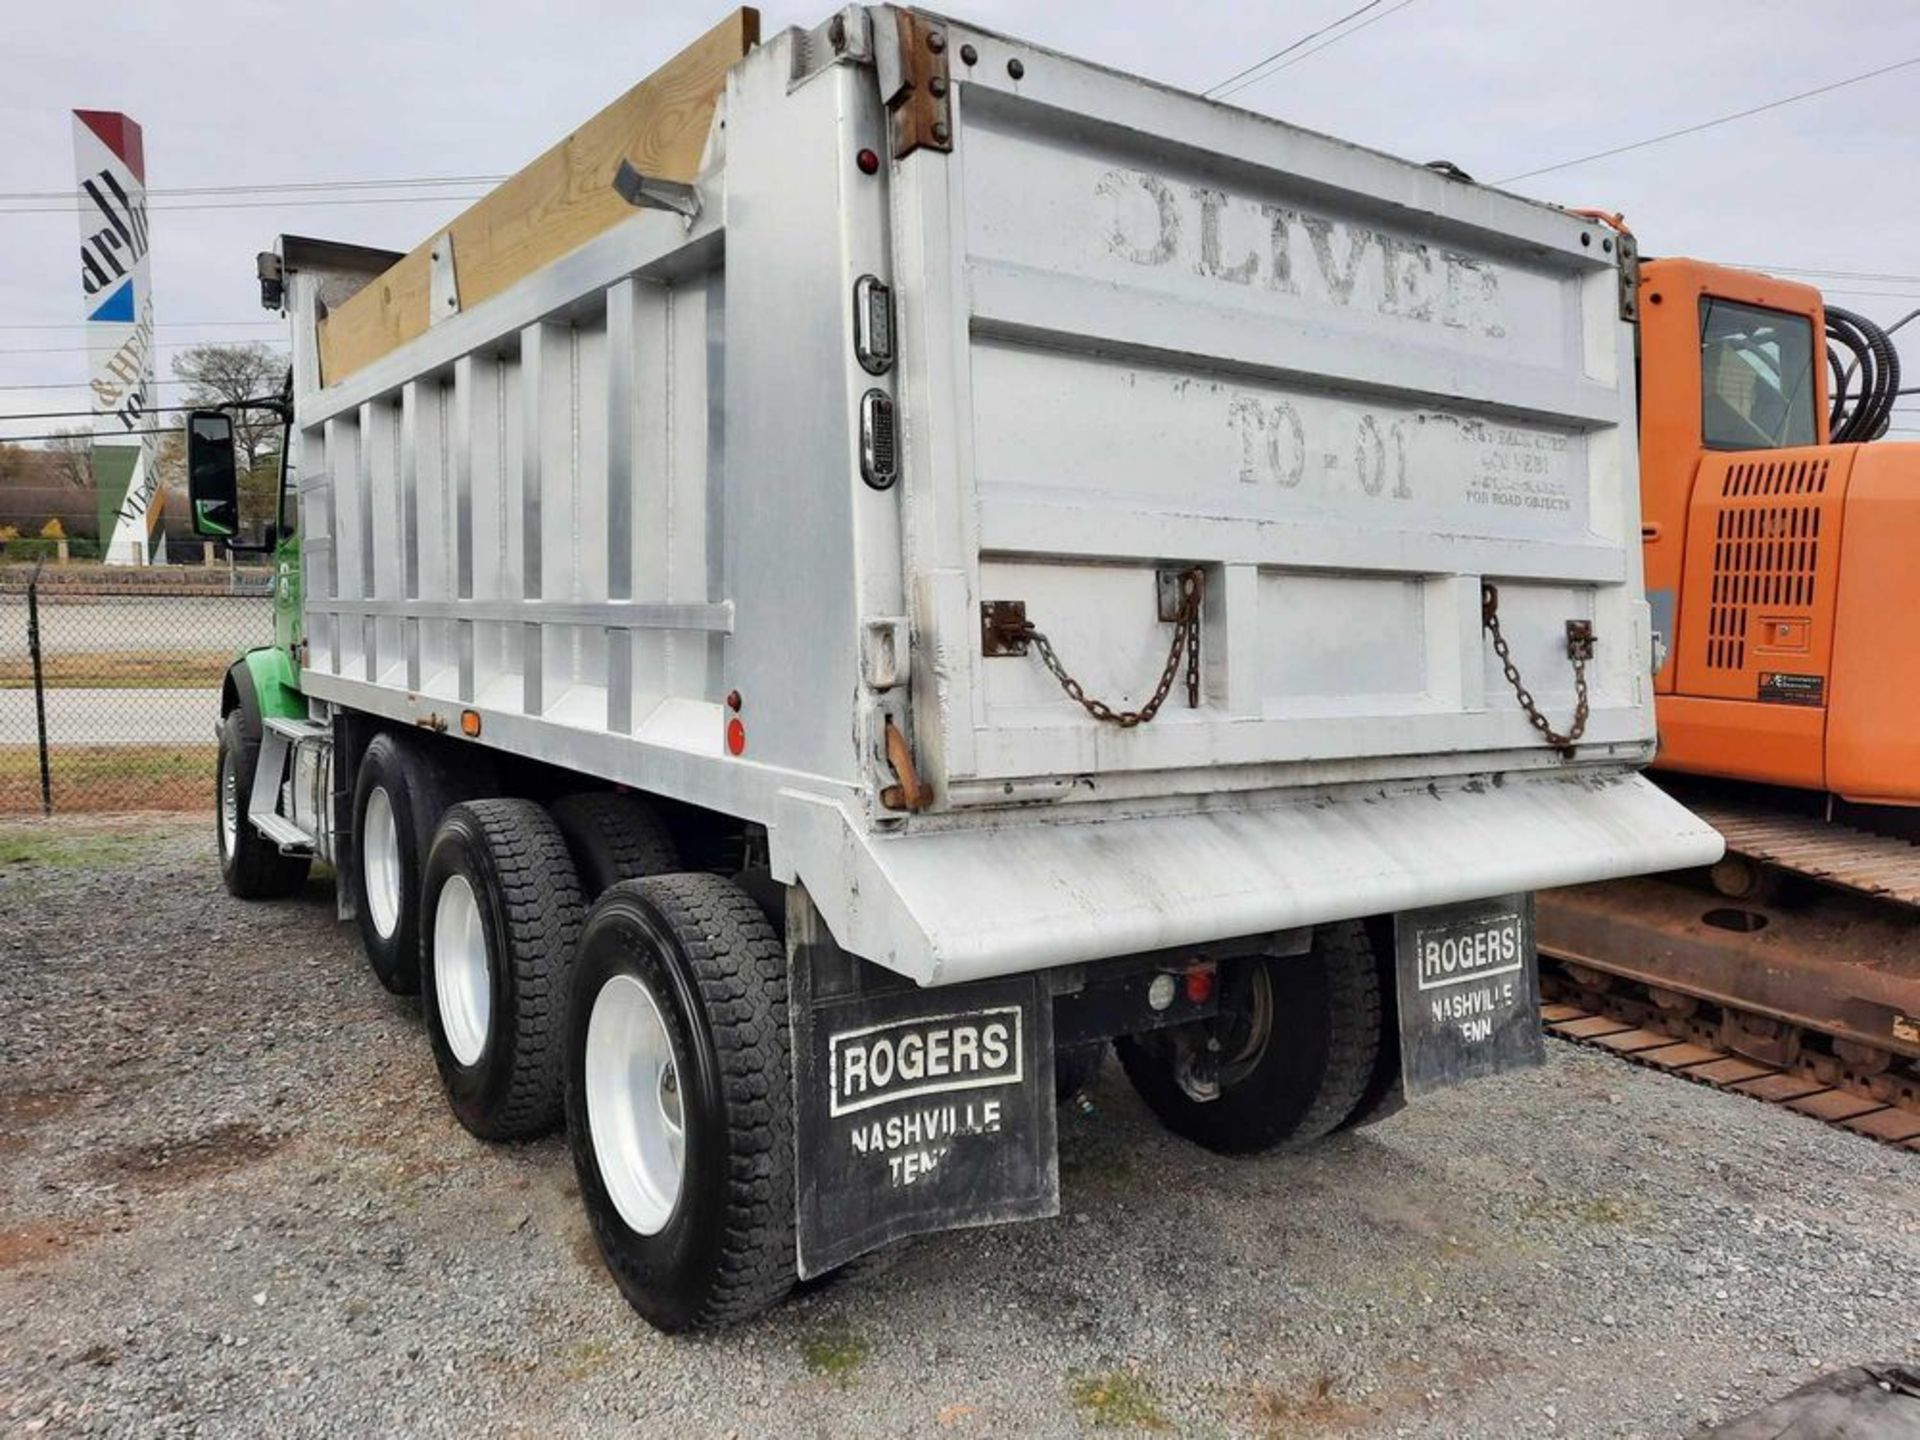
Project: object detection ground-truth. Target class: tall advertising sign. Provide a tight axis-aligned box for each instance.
[73,110,161,564]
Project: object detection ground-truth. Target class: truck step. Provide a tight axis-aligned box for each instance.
[263,716,329,743]
[252,811,315,855]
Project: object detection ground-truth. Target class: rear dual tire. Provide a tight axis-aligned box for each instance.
[419,800,588,1140]
[1117,921,1385,1154]
[350,732,474,995]
[566,876,796,1332]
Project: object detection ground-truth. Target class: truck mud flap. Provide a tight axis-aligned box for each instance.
[788,896,1058,1279]
[1393,892,1545,1095]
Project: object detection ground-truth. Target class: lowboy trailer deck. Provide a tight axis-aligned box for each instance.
[190,6,1719,1329]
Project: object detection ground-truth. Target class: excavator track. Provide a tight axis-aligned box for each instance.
[1535,980,1920,1151]
[1536,797,1920,1151]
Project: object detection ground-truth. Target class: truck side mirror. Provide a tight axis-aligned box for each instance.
[187,410,239,538]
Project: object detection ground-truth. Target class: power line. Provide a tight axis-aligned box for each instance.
[0,319,280,331]
[0,172,504,203]
[0,191,487,218]
[0,340,287,357]
[0,427,179,443]
[1497,56,1920,184]
[1206,1,1387,96]
[1216,0,1420,98]
[0,401,279,424]
[0,378,205,393]
[1728,263,1920,285]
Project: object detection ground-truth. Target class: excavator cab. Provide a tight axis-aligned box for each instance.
[1637,258,1920,807]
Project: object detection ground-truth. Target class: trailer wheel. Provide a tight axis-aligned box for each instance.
[216,709,310,900]
[566,874,794,1332]
[1116,921,1382,1155]
[349,733,461,994]
[548,792,680,898]
[420,800,587,1140]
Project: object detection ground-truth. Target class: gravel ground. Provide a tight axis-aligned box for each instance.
[2,814,1916,1439]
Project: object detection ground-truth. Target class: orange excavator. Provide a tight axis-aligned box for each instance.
[1537,244,1920,1125]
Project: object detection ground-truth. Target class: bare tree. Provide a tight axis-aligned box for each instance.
[0,442,34,485]
[172,342,288,528]
[171,342,286,474]
[43,430,94,490]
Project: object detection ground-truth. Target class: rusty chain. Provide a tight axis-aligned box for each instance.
[1023,567,1206,728]
[1481,582,1593,757]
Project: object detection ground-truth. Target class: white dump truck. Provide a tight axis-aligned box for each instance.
[187,5,1721,1330]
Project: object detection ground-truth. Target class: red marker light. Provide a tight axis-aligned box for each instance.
[856,147,880,175]
[1184,966,1215,1005]
[726,717,747,756]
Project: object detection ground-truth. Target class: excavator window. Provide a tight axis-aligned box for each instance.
[1699,298,1818,451]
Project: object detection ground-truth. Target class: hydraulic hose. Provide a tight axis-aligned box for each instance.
[1826,305,1901,443]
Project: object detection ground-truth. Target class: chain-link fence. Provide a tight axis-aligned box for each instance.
[0,563,275,815]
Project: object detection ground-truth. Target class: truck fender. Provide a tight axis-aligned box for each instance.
[220,646,304,737]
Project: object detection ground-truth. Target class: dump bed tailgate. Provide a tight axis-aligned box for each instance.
[891,32,1646,799]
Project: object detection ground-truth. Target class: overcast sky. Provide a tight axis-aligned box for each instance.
[4,0,1917,431]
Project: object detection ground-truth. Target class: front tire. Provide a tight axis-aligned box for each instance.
[566,875,795,1332]
[215,709,310,900]
[1116,922,1382,1155]
[419,800,587,1140]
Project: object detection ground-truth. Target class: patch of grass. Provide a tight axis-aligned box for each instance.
[562,1337,614,1379]
[800,1325,870,1384]
[0,744,215,815]
[0,649,234,691]
[1518,1191,1644,1226]
[1068,1369,1171,1432]
[0,830,153,869]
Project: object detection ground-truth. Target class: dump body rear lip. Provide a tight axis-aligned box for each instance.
[779,769,1724,987]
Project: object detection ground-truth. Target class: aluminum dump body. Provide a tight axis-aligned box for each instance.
[277,7,1719,984]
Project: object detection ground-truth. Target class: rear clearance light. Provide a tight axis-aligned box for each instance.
[860,389,898,490]
[854,274,895,374]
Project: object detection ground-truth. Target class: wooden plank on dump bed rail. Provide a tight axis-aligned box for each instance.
[315,7,759,387]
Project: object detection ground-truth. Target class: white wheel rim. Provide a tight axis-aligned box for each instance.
[433,875,491,1067]
[219,748,239,857]
[361,786,403,940]
[586,972,686,1236]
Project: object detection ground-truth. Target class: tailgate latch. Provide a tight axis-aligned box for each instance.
[1482,582,1594,757]
[981,566,1207,728]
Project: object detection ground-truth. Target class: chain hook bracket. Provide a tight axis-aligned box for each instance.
[1481,581,1594,758]
[981,566,1207,728]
